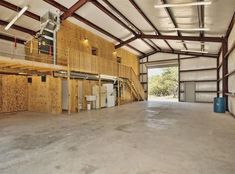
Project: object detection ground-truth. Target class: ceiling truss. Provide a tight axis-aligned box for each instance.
[0,0,231,59]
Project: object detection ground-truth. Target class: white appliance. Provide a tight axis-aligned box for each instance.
[92,85,107,109]
[103,84,115,107]
[85,95,96,110]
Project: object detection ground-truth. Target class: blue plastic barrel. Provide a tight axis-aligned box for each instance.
[213,97,226,113]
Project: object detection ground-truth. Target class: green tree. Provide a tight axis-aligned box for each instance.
[149,67,178,97]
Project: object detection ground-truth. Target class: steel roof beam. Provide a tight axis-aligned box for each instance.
[61,0,88,20]
[0,19,36,35]
[162,0,188,50]
[129,0,173,50]
[102,0,159,51]
[43,0,145,56]
[91,0,136,34]
[0,34,26,44]
[140,49,218,59]
[140,34,222,42]
[225,11,235,38]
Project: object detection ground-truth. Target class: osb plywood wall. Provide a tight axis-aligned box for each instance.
[57,21,139,74]
[28,76,62,114]
[0,74,136,114]
[58,21,116,62]
[24,21,139,76]
[0,75,28,113]
[116,49,140,75]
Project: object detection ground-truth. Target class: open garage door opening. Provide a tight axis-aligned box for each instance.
[148,66,178,102]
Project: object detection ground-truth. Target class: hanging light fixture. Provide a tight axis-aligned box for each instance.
[154,1,212,8]
[181,49,208,54]
[168,28,210,31]
[5,6,29,30]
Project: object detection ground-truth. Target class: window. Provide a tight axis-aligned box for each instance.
[91,47,98,56]
[28,77,32,83]
[117,56,122,63]
[41,76,46,82]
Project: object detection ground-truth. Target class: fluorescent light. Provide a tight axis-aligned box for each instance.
[181,49,208,54]
[5,6,29,30]
[177,41,205,45]
[154,1,211,8]
[168,28,210,31]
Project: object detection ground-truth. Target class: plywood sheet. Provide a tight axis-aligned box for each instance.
[28,76,62,114]
[0,75,28,113]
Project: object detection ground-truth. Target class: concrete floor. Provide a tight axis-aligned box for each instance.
[0,101,235,174]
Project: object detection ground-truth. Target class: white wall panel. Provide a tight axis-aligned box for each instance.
[196,82,217,91]
[219,66,223,79]
[180,93,185,102]
[139,64,143,73]
[219,53,222,65]
[228,50,235,72]
[0,40,25,59]
[219,81,223,92]
[228,22,235,115]
[228,75,235,92]
[180,83,184,91]
[148,53,177,62]
[196,93,216,102]
[143,65,147,73]
[228,97,235,115]
[142,74,147,82]
[180,70,216,81]
[180,57,216,70]
[228,23,235,49]
[142,57,147,63]
[143,84,148,91]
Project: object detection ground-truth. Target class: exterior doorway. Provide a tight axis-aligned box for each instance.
[148,66,178,102]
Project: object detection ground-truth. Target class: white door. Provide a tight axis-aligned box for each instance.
[184,82,196,102]
[62,80,68,110]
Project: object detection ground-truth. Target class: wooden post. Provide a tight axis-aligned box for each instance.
[98,74,101,109]
[67,48,71,115]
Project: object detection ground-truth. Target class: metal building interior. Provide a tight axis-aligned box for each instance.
[0,0,235,173]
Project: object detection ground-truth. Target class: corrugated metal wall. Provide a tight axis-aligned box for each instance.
[139,53,217,102]
[179,56,217,102]
[227,23,235,115]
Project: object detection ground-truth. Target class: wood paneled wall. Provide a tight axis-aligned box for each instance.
[116,48,139,75]
[28,76,62,114]
[57,21,139,74]
[57,21,116,64]
[0,75,28,113]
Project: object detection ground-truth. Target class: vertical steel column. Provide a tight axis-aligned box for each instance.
[222,38,228,110]
[146,56,149,100]
[216,50,220,97]
[178,54,181,102]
